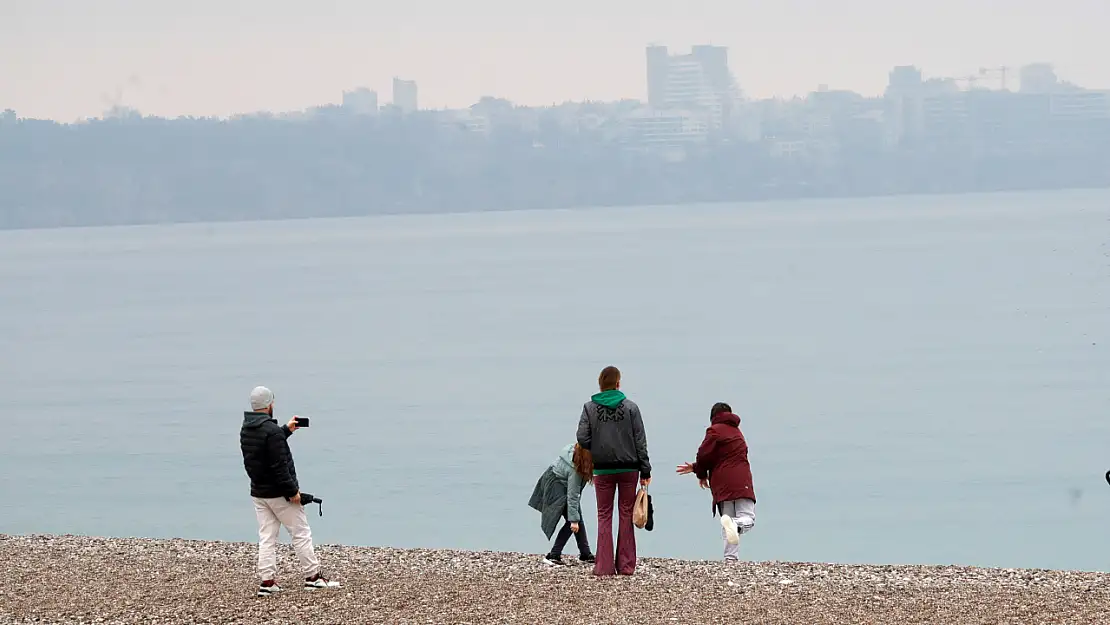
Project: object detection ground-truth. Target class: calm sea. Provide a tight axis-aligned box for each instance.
[2,190,1108,571]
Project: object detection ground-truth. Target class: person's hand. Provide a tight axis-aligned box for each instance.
[289,492,301,505]
[640,477,651,487]
[286,416,299,432]
[570,522,580,534]
[698,478,710,490]
[676,462,694,475]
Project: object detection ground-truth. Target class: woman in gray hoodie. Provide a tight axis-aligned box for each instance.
[528,443,596,565]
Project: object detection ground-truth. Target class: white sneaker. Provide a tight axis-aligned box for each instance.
[304,573,341,590]
[721,514,740,545]
[257,581,283,596]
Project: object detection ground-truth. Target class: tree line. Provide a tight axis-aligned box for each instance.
[1,111,1108,230]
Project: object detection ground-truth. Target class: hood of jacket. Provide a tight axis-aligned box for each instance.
[591,389,626,408]
[243,411,275,428]
[558,443,576,467]
[711,412,741,428]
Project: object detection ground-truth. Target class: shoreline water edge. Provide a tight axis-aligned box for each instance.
[1,534,1108,624]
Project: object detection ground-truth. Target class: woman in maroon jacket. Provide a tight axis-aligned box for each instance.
[676,402,756,562]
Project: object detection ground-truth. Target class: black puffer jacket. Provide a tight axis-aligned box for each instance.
[240,411,299,499]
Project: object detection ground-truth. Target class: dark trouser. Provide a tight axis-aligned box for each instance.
[548,511,592,558]
[593,471,640,576]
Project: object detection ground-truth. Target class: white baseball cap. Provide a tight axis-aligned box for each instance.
[250,386,275,411]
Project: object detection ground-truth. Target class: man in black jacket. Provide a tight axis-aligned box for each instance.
[241,386,340,596]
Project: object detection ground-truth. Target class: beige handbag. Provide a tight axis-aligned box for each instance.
[633,486,649,529]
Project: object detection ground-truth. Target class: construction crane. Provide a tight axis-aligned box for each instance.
[978,66,1011,91]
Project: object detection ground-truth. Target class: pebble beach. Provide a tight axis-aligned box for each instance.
[1,534,1107,624]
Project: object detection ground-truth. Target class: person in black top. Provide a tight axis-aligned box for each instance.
[240,386,340,596]
[576,366,651,576]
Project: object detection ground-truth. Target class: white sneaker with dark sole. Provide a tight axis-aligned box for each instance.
[257,582,283,597]
[304,574,341,590]
[721,514,740,545]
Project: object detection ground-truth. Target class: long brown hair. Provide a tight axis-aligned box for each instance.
[572,444,594,484]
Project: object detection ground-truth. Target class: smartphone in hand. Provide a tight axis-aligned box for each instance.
[294,416,310,428]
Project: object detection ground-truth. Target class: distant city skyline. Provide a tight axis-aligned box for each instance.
[3,0,1109,120]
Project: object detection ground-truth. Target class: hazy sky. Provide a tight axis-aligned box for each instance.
[2,0,1107,120]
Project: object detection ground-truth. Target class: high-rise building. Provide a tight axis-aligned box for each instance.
[691,45,732,95]
[393,78,418,113]
[342,88,379,115]
[886,66,923,95]
[1019,63,1058,94]
[643,44,740,126]
[883,66,924,146]
[645,45,670,108]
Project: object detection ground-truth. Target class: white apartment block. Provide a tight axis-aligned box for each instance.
[623,108,710,145]
[1049,91,1110,120]
[646,44,741,128]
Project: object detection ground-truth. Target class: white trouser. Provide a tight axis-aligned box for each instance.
[253,496,320,581]
[719,498,756,561]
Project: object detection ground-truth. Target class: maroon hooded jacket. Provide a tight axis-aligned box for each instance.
[692,412,756,515]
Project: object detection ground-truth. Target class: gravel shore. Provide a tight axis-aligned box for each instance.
[1,534,1107,624]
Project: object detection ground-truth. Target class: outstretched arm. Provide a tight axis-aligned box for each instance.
[280,416,299,438]
[693,431,717,480]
